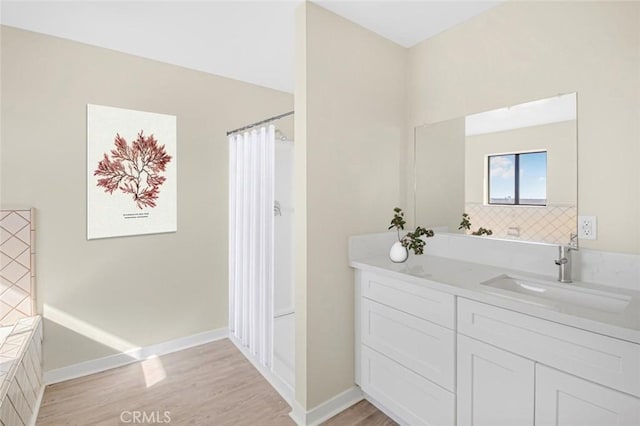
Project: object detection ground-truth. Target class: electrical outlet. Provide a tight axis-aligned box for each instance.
[507,227,520,237]
[578,215,597,240]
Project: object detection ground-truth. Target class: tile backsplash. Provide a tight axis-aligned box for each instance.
[464,203,576,245]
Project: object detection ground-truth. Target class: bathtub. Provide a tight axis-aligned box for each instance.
[0,316,43,426]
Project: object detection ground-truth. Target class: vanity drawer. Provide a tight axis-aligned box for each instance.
[361,298,455,391]
[458,298,640,397]
[360,271,455,329]
[360,345,455,426]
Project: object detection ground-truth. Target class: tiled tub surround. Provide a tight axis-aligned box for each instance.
[0,316,43,426]
[464,202,577,245]
[0,209,43,424]
[0,209,36,325]
[350,232,640,425]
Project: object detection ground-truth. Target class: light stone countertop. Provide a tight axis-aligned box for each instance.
[350,254,640,345]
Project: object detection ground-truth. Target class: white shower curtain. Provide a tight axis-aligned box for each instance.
[229,125,275,368]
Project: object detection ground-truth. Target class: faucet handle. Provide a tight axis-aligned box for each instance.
[555,244,574,283]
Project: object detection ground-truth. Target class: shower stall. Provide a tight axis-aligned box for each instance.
[227,112,295,400]
[273,135,295,389]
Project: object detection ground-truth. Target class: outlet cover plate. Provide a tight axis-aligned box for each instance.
[578,215,597,240]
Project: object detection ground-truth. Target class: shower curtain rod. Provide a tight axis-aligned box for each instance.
[226,110,295,136]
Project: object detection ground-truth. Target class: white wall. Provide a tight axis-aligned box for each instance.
[274,139,295,316]
[407,0,640,254]
[295,2,406,410]
[0,26,292,371]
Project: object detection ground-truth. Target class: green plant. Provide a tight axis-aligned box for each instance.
[388,207,407,239]
[458,213,493,237]
[401,226,435,255]
[458,213,471,231]
[472,227,493,236]
[388,207,434,255]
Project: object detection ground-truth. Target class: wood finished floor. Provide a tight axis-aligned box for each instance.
[37,339,396,425]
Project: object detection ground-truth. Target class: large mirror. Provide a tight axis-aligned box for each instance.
[414,93,577,245]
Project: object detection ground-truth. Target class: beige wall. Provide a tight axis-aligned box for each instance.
[465,120,577,205]
[408,0,640,254]
[0,26,292,371]
[3,0,638,414]
[414,117,465,231]
[294,3,309,409]
[295,2,406,409]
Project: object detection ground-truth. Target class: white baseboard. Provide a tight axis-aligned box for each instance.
[27,385,45,426]
[228,334,295,406]
[289,386,363,426]
[43,327,228,385]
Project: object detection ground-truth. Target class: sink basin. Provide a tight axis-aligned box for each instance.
[481,274,631,313]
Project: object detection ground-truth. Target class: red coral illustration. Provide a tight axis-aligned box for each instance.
[94,131,172,209]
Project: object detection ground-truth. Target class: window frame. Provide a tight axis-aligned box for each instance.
[487,150,547,206]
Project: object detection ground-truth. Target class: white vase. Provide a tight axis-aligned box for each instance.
[389,241,408,263]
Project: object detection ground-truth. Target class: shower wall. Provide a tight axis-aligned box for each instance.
[274,140,295,316]
[273,138,295,390]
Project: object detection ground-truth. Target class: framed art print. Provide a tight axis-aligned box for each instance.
[87,104,177,239]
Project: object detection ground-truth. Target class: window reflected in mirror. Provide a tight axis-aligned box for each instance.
[414,93,577,245]
[488,151,547,206]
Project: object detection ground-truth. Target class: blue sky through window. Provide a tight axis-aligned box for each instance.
[519,152,547,202]
[489,155,515,203]
[489,152,546,205]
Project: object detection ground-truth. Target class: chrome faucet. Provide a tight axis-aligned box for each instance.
[554,234,578,283]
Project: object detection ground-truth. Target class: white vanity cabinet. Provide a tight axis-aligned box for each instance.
[356,271,456,426]
[457,332,640,426]
[354,269,640,426]
[457,298,640,426]
[457,334,534,426]
[535,364,640,426]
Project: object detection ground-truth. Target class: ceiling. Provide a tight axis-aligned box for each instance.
[0,1,502,93]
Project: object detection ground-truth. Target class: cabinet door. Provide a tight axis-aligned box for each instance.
[458,298,640,397]
[457,335,534,426]
[536,365,640,426]
[361,345,455,426]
